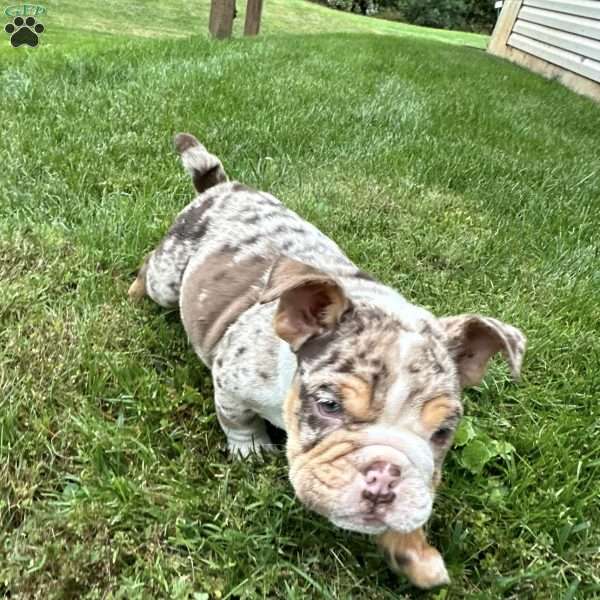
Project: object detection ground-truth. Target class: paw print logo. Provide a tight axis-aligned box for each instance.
[5,16,45,47]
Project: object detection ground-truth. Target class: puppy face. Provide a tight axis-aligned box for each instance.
[284,308,461,534]
[261,258,526,535]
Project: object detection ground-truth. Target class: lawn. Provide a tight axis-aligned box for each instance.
[1,1,599,598]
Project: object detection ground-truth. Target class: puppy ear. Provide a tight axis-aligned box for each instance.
[260,258,348,351]
[439,315,526,388]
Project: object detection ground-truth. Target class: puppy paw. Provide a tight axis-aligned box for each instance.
[128,256,150,301]
[227,435,276,459]
[128,276,146,301]
[378,530,450,590]
[393,547,450,589]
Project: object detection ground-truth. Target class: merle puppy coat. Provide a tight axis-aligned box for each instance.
[129,133,526,589]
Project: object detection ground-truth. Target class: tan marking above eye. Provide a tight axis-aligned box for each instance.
[338,376,373,421]
[420,395,460,431]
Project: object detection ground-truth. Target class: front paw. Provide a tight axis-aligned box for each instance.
[378,530,450,589]
[227,435,277,459]
[389,545,449,589]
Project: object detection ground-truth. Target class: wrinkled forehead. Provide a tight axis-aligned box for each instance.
[380,329,459,419]
[298,309,459,413]
[298,310,398,375]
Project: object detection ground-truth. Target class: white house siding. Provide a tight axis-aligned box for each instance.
[488,0,600,101]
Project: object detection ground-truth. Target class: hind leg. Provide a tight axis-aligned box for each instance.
[128,246,184,308]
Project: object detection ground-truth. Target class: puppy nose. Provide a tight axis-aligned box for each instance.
[361,461,401,504]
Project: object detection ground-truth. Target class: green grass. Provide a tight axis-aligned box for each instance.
[1,1,599,598]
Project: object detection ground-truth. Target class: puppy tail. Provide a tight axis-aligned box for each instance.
[174,133,228,194]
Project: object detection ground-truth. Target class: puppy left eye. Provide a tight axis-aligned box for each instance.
[318,399,342,416]
[431,427,452,445]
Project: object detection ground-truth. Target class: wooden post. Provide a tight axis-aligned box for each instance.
[209,0,235,39]
[487,0,522,55]
[244,0,264,36]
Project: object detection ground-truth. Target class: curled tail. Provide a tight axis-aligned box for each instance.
[174,132,228,194]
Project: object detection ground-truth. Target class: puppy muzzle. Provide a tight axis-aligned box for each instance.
[289,427,435,535]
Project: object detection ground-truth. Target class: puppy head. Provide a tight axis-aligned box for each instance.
[261,258,526,535]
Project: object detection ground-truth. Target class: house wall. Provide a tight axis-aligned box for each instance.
[488,0,600,102]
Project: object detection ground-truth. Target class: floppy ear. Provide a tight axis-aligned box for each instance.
[260,258,348,351]
[439,315,526,388]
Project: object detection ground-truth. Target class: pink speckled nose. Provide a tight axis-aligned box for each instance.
[361,461,401,504]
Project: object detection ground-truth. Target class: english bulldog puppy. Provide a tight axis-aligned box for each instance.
[129,133,526,589]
